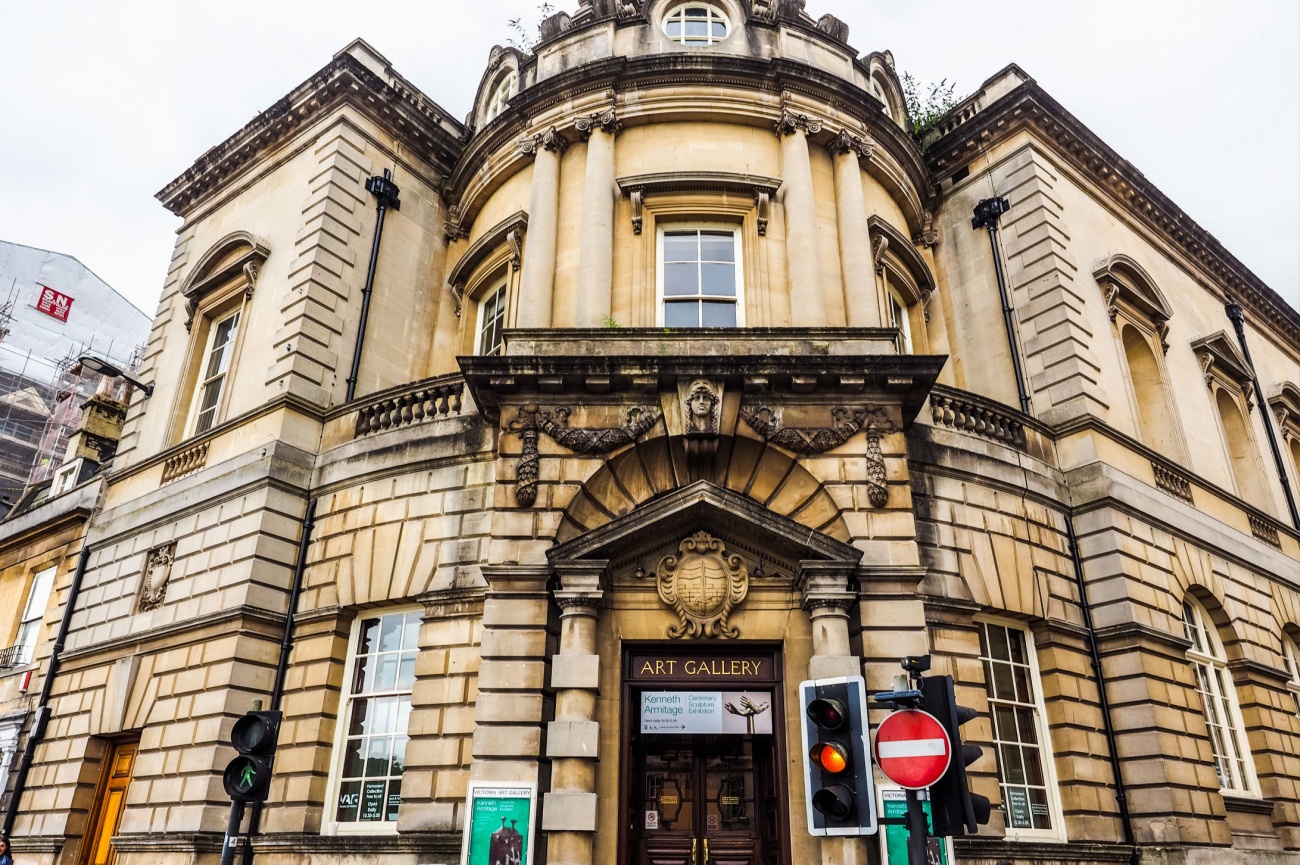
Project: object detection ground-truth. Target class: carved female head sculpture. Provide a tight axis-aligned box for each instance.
[685,380,720,435]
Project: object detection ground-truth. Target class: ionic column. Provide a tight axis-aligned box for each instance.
[799,561,870,865]
[828,129,883,328]
[517,127,568,328]
[543,561,606,865]
[777,110,827,327]
[575,110,619,327]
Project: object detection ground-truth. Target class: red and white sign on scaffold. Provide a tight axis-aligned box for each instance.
[35,285,74,321]
[872,709,952,790]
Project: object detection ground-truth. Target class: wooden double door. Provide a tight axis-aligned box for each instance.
[630,732,781,865]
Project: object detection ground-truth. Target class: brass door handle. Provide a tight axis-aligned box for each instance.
[703,838,710,864]
[692,837,698,865]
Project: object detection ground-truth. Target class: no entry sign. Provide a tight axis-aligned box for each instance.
[873,709,951,789]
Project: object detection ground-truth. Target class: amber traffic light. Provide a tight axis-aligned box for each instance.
[798,677,877,836]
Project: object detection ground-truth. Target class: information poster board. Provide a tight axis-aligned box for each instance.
[640,691,774,734]
[877,788,951,865]
[463,783,536,865]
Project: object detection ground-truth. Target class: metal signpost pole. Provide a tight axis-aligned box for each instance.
[220,799,245,865]
[904,789,928,865]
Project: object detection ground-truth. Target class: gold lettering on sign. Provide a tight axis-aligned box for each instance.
[638,659,678,676]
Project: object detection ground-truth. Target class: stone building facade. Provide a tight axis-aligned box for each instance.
[2,2,1299,865]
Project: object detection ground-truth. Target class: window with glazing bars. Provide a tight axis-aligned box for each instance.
[659,228,741,327]
[333,610,420,825]
[1182,599,1256,793]
[193,310,239,434]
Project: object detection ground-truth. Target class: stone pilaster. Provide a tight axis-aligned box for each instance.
[543,561,606,865]
[575,111,618,327]
[776,110,827,327]
[798,560,870,865]
[517,127,567,329]
[827,129,882,329]
[469,565,553,791]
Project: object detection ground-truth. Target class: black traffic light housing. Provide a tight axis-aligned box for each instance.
[921,675,991,836]
[798,676,876,836]
[223,710,281,803]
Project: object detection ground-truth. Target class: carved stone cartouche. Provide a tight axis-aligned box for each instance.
[656,530,748,639]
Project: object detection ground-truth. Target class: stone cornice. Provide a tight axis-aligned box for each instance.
[156,52,463,218]
[445,54,929,237]
[928,80,1300,351]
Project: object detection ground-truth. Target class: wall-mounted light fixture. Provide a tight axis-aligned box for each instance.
[76,354,154,397]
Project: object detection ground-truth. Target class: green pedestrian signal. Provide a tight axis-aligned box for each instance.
[223,711,280,803]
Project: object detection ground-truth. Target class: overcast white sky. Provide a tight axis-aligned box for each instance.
[1,1,1296,315]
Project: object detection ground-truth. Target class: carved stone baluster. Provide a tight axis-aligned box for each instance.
[411,390,426,423]
[451,385,463,413]
[400,393,415,425]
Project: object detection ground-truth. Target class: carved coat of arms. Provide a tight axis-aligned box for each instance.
[656,531,749,639]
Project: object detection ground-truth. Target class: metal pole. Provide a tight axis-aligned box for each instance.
[240,498,316,865]
[2,546,91,837]
[345,169,402,403]
[1066,514,1141,865]
[904,789,929,865]
[1225,299,1300,530]
[220,799,245,865]
[972,197,1031,415]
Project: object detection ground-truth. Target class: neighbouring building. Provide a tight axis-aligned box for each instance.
[2,2,1299,865]
[0,242,150,504]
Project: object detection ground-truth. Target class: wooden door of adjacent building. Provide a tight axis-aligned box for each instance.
[78,740,137,865]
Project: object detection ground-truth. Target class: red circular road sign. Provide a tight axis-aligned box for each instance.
[873,709,952,789]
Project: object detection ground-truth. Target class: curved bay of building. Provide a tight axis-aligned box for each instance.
[1,3,1299,865]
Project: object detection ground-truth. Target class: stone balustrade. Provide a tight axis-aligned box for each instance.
[160,440,209,484]
[928,386,1026,448]
[354,376,465,437]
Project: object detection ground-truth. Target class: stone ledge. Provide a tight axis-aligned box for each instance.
[251,831,462,854]
[1222,794,1276,815]
[952,838,1134,864]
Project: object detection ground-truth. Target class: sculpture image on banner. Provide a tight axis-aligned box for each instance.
[464,784,535,865]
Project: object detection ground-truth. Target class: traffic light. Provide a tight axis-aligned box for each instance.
[223,710,281,802]
[798,676,876,836]
[921,675,991,836]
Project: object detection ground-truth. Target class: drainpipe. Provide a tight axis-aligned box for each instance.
[345,169,402,403]
[971,197,1031,415]
[240,498,317,865]
[2,546,91,838]
[1225,299,1300,531]
[1065,514,1140,865]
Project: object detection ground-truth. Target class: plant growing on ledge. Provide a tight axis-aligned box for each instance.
[506,2,555,56]
[902,73,959,147]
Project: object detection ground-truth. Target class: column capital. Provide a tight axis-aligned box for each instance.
[797,560,858,612]
[552,559,608,615]
[775,109,823,137]
[519,125,570,157]
[575,108,621,140]
[826,127,875,161]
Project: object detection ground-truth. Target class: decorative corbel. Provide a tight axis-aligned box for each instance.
[1154,318,1170,355]
[1101,280,1120,322]
[912,211,939,249]
[774,109,822,137]
[575,108,620,140]
[871,234,889,275]
[1198,351,1214,387]
[449,281,466,319]
[629,188,644,235]
[920,287,934,323]
[242,261,260,300]
[506,228,524,271]
[755,189,770,237]
[444,204,468,242]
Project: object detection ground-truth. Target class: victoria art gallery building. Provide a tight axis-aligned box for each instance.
[1,2,1299,865]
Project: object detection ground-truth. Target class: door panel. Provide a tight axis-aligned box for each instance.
[79,740,137,865]
[633,732,769,865]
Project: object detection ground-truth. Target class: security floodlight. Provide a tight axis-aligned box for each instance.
[76,355,154,397]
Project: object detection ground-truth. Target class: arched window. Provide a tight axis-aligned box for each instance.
[663,4,730,46]
[1181,598,1257,794]
[1215,388,1269,508]
[1282,631,1300,719]
[886,285,912,355]
[1121,324,1180,455]
[485,71,516,122]
[869,217,935,356]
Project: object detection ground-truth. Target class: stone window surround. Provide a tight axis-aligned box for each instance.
[867,216,935,352]
[617,176,777,328]
[1181,596,1260,797]
[321,605,423,836]
[974,615,1068,843]
[1192,331,1275,511]
[447,211,527,355]
[170,235,263,445]
[654,222,745,328]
